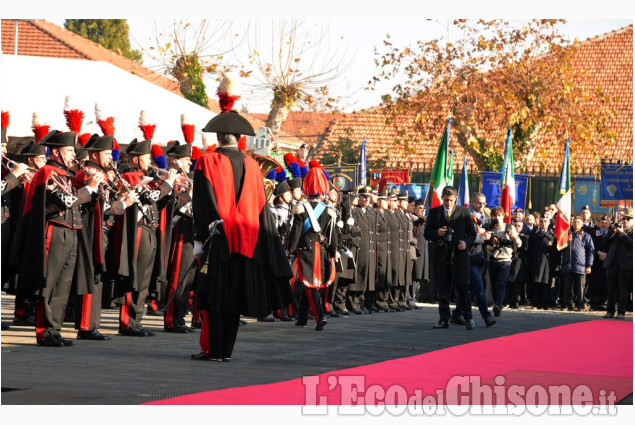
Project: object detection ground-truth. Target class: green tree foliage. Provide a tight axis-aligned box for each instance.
[65,19,143,63]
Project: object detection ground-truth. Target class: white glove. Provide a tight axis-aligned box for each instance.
[337,220,344,228]
[347,217,355,226]
[343,248,353,258]
[335,250,342,259]
[193,241,205,259]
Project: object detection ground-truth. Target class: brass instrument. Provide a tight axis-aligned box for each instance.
[251,153,282,200]
[109,166,154,222]
[148,163,193,189]
[2,154,36,183]
[73,160,118,193]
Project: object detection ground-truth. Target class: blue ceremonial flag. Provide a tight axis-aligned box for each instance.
[358,137,367,186]
[458,158,469,207]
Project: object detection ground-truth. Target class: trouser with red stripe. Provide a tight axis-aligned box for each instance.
[297,286,325,325]
[119,224,156,330]
[35,226,78,343]
[74,280,102,331]
[164,228,196,329]
[320,286,333,314]
[198,310,240,358]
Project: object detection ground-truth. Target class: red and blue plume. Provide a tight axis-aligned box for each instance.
[151,144,166,169]
[297,158,308,177]
[287,161,301,178]
[190,146,203,171]
[303,166,330,197]
[275,166,287,183]
[283,153,295,167]
[266,169,277,180]
[112,138,120,162]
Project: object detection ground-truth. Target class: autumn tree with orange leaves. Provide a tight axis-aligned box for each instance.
[371,19,617,171]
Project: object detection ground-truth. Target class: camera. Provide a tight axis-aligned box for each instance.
[443,227,454,243]
[617,221,624,229]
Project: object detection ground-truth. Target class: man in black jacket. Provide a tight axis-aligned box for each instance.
[450,193,496,327]
[424,186,477,329]
[603,208,633,319]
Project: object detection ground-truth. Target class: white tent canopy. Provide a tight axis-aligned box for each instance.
[0,55,223,148]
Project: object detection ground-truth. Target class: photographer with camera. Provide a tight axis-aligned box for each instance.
[486,207,522,317]
[424,186,477,329]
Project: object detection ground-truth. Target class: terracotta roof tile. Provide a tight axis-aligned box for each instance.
[317,26,633,174]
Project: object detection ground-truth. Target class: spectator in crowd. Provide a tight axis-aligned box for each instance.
[451,193,496,327]
[560,215,594,311]
[528,213,558,310]
[508,217,530,309]
[603,207,633,319]
[485,207,522,317]
[589,215,611,310]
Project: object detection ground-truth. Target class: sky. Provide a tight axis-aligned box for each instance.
[6,0,635,114]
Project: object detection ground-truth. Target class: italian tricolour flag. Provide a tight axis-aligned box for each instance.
[429,119,452,209]
[499,129,515,223]
[555,139,572,251]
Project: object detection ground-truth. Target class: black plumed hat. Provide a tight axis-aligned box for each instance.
[18,141,47,156]
[164,140,192,158]
[202,111,255,136]
[84,134,114,151]
[40,130,77,147]
[126,138,151,155]
[274,180,290,197]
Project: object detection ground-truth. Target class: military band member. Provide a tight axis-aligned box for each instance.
[73,135,136,340]
[19,130,104,346]
[3,140,44,327]
[287,166,338,330]
[161,140,198,333]
[113,138,177,337]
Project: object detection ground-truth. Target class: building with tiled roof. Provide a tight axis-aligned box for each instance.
[251,111,345,146]
[0,19,304,150]
[317,26,633,174]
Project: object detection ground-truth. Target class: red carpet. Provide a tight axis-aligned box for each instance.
[147,320,632,405]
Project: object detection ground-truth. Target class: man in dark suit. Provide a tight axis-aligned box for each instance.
[424,186,477,329]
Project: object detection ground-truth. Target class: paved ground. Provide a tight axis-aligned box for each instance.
[1,292,632,405]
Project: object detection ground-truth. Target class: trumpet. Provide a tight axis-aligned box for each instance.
[148,163,193,188]
[109,165,154,222]
[2,154,37,182]
[73,160,119,193]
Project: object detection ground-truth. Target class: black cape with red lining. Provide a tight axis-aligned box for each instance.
[192,147,293,317]
[18,164,96,296]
